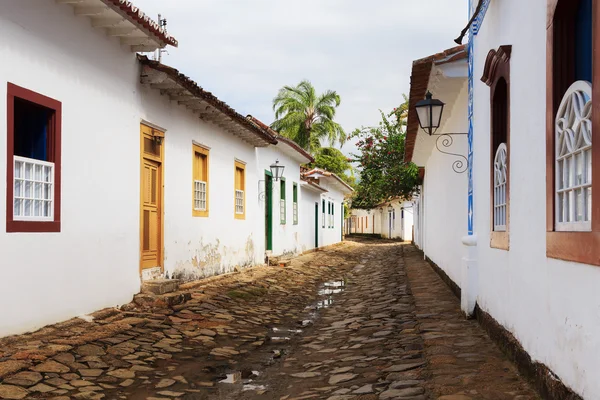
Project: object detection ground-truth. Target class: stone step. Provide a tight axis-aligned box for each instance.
[141,279,181,295]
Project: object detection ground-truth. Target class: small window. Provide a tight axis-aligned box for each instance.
[192,144,209,217]
[481,45,511,249]
[331,202,335,228]
[280,178,286,224]
[234,160,246,220]
[322,199,326,228]
[7,83,61,233]
[293,183,298,225]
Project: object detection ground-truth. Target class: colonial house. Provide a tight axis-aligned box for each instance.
[248,116,315,259]
[406,0,600,397]
[0,0,280,338]
[301,168,354,250]
[0,0,354,339]
[405,46,469,288]
[349,199,414,241]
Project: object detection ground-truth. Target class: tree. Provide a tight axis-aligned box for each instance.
[310,147,355,185]
[271,80,346,153]
[351,97,419,209]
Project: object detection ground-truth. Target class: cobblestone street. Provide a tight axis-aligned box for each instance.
[0,239,538,400]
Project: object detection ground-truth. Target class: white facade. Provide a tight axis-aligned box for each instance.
[0,1,272,337]
[408,1,600,397]
[470,1,600,397]
[412,75,469,286]
[349,200,414,241]
[256,141,311,258]
[0,0,144,337]
[139,89,263,280]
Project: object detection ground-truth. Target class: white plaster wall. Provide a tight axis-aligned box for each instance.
[138,86,260,280]
[420,84,468,286]
[300,187,321,252]
[472,1,600,397]
[379,201,414,240]
[0,1,141,336]
[316,181,345,247]
[255,146,303,258]
[350,209,375,234]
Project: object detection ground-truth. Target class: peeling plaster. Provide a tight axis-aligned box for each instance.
[171,235,257,281]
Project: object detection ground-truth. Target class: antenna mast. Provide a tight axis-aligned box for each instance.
[157,14,168,62]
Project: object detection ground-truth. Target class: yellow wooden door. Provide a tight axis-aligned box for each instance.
[140,125,163,273]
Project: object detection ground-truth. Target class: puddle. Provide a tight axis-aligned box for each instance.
[219,372,242,384]
[243,383,267,391]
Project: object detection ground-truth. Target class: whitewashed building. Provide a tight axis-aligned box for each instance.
[405,46,469,287]
[349,200,414,241]
[249,117,315,259]
[302,168,354,250]
[407,0,599,397]
[0,0,283,337]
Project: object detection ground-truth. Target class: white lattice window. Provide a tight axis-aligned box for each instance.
[293,202,298,224]
[13,156,54,221]
[493,143,508,231]
[280,199,286,223]
[194,180,207,211]
[555,81,592,231]
[235,189,244,214]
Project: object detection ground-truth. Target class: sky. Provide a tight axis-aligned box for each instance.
[134,0,468,156]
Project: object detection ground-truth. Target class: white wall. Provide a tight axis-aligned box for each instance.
[349,209,376,234]
[300,186,321,252]
[138,87,260,280]
[0,1,141,336]
[256,146,304,258]
[420,84,469,286]
[315,180,346,248]
[379,201,414,241]
[471,1,600,397]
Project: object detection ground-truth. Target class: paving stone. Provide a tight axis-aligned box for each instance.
[31,360,70,373]
[79,369,104,377]
[29,383,56,393]
[0,385,29,399]
[107,369,135,379]
[155,378,175,388]
[353,384,373,394]
[328,374,358,385]
[75,345,106,357]
[0,361,30,379]
[290,372,321,378]
[3,371,43,386]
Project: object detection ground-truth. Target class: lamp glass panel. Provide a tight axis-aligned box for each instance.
[431,104,444,128]
[416,106,431,129]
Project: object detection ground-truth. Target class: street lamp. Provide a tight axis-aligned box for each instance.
[387,204,393,213]
[415,91,445,136]
[270,160,285,181]
[413,92,468,174]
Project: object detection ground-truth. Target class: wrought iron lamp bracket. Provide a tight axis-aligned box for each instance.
[429,132,469,174]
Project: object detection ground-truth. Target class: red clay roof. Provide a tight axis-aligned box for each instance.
[404,45,467,163]
[302,168,354,193]
[102,0,178,47]
[246,116,315,163]
[138,55,277,145]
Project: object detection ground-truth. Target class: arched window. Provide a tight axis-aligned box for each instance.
[546,0,597,264]
[481,45,511,249]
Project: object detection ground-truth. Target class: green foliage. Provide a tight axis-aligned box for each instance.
[310,147,355,186]
[271,80,346,153]
[351,96,419,209]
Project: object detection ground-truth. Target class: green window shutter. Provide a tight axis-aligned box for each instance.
[280,179,286,224]
[293,183,298,225]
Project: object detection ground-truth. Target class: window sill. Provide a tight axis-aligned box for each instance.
[7,220,60,233]
[192,210,209,218]
[547,231,600,266]
[490,231,509,250]
[234,214,245,220]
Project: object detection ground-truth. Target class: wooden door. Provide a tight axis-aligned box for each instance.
[140,125,163,273]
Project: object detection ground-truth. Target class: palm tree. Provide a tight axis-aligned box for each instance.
[271,80,346,153]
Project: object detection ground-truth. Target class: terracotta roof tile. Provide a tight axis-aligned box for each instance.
[404,45,467,163]
[102,0,178,47]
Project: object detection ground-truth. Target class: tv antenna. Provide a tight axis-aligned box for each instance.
[156,14,169,62]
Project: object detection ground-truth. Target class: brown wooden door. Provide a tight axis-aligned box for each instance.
[140,124,163,273]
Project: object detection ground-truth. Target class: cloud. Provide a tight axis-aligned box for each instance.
[134,0,467,155]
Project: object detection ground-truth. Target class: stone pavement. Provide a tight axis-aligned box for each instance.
[0,239,538,399]
[403,245,539,400]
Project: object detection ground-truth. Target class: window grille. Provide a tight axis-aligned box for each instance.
[13,156,54,221]
[194,180,207,211]
[235,189,244,214]
[555,80,592,231]
[293,202,298,225]
[493,143,508,231]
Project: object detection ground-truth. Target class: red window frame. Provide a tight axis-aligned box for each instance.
[6,83,62,233]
